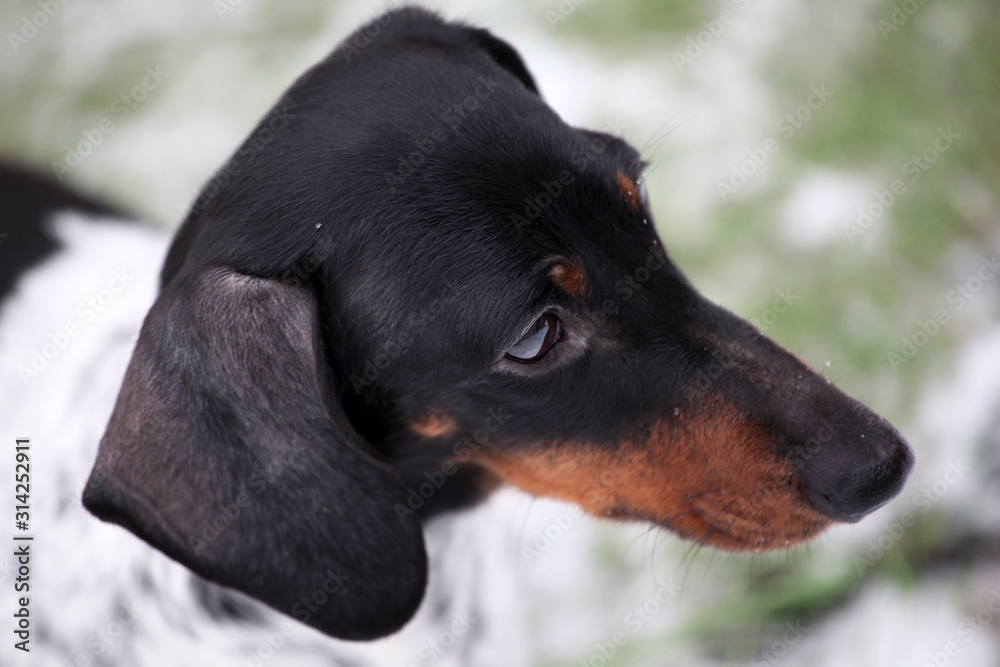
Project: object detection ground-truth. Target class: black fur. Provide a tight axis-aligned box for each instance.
[80,6,913,642]
[0,163,123,300]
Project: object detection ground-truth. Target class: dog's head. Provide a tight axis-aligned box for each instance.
[84,7,912,641]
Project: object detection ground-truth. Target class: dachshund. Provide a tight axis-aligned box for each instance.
[0,6,912,664]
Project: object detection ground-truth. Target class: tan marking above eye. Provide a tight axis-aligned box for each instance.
[411,412,458,438]
[616,171,641,211]
[548,261,587,297]
[471,393,831,552]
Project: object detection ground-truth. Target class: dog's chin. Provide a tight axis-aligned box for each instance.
[657,502,833,552]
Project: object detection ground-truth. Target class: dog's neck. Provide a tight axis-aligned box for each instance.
[0,210,529,666]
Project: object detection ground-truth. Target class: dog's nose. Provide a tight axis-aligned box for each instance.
[801,432,914,523]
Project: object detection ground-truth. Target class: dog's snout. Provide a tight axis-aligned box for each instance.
[667,300,916,543]
[800,431,914,523]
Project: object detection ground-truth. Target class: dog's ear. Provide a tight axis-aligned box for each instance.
[372,7,539,94]
[83,268,426,640]
[462,24,539,94]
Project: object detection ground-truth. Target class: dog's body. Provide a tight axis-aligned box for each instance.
[0,209,527,665]
[1,7,912,665]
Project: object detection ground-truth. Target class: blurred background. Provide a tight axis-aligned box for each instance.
[2,0,998,665]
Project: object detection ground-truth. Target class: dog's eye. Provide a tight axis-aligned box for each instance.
[636,178,648,207]
[506,313,562,363]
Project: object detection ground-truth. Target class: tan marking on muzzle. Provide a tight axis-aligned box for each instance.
[473,394,830,551]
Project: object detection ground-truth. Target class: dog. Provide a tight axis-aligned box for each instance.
[0,6,913,665]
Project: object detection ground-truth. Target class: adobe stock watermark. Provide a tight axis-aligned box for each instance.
[680,287,800,403]
[887,254,998,373]
[749,287,800,333]
[853,459,968,574]
[17,268,134,383]
[279,247,325,290]
[919,588,1000,667]
[544,0,587,29]
[242,621,299,667]
[340,0,405,61]
[404,610,474,666]
[520,450,637,565]
[349,279,469,394]
[577,578,681,667]
[290,568,350,626]
[877,0,932,41]
[510,115,628,233]
[67,600,144,667]
[7,0,71,55]
[393,407,512,523]
[509,169,576,233]
[187,447,308,556]
[182,106,292,217]
[584,246,671,322]
[59,449,124,513]
[673,0,753,72]
[716,84,834,201]
[844,126,960,243]
[681,343,743,403]
[751,620,809,666]
[240,568,348,666]
[216,0,392,21]
[384,76,503,187]
[50,65,170,181]
[212,0,244,19]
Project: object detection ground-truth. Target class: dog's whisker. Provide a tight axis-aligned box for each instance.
[700,501,743,581]
[637,109,698,160]
[622,521,659,560]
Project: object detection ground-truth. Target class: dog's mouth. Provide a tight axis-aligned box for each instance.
[597,489,832,552]
[653,491,833,552]
[476,442,833,552]
[471,388,909,553]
